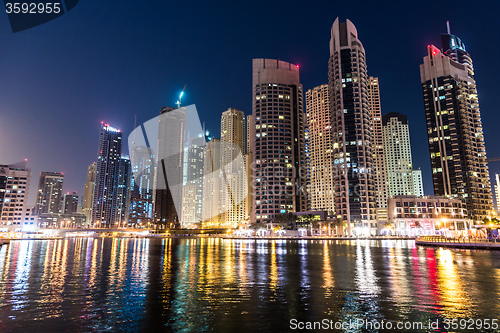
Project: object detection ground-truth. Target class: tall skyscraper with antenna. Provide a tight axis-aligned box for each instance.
[420,22,493,222]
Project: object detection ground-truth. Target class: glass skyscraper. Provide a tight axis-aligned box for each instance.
[251,58,307,224]
[420,27,493,222]
[92,123,124,227]
[328,18,376,235]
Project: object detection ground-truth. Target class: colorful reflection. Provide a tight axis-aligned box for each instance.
[0,238,498,332]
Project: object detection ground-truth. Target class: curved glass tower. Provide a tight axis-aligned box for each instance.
[328,18,376,235]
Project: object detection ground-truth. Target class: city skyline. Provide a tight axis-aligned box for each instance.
[2,3,500,331]
[2,2,500,208]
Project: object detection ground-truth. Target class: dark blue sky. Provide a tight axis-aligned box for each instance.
[1,0,499,205]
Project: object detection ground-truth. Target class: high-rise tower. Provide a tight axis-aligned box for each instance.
[35,171,64,214]
[202,138,222,225]
[368,77,387,209]
[129,146,154,226]
[306,84,335,215]
[63,191,79,214]
[251,59,307,224]
[154,106,186,228]
[92,123,123,227]
[420,25,493,221]
[382,113,415,197]
[328,18,376,234]
[220,108,248,225]
[495,174,500,213]
[82,162,96,225]
[181,133,205,225]
[116,156,131,226]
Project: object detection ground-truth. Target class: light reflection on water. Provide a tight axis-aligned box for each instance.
[0,238,499,332]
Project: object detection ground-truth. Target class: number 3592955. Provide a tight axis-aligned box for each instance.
[5,2,62,14]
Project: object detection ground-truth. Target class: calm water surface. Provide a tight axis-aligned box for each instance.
[0,238,499,332]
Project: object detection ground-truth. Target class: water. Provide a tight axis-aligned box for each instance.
[0,238,499,332]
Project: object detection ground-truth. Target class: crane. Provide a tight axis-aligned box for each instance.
[175,85,187,109]
[487,157,500,162]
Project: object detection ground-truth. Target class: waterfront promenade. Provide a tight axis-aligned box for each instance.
[416,235,500,250]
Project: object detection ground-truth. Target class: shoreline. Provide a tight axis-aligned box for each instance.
[223,236,415,241]
[4,235,416,241]
[416,239,500,250]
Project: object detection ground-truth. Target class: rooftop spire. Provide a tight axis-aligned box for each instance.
[446,21,450,34]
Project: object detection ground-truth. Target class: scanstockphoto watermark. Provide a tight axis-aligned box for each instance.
[289,318,441,331]
[128,104,248,222]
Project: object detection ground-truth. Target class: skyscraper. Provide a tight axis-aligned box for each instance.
[35,171,64,214]
[329,18,376,234]
[63,191,79,214]
[368,77,387,209]
[202,138,222,225]
[420,26,493,221]
[495,174,500,213]
[306,84,335,215]
[82,162,96,225]
[129,146,154,226]
[181,130,208,225]
[221,108,248,225]
[92,123,123,227]
[116,156,131,226]
[412,169,424,197]
[245,114,254,222]
[383,113,415,197]
[154,106,186,228]
[246,114,253,155]
[251,58,307,224]
[0,161,31,228]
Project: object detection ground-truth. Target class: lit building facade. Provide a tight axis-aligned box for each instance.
[115,156,131,226]
[383,113,415,197]
[246,114,253,154]
[329,18,376,234]
[35,171,64,215]
[154,106,186,228]
[251,58,307,224]
[0,161,31,229]
[495,174,500,213]
[181,130,211,225]
[202,138,223,225]
[368,77,387,209]
[413,169,424,197]
[388,195,470,236]
[129,146,154,226]
[221,108,248,225]
[420,28,493,222]
[92,123,123,227]
[306,84,335,215]
[63,192,79,214]
[82,162,96,225]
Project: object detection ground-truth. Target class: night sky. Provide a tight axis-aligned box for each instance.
[1,0,499,206]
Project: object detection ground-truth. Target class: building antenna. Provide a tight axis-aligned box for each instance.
[446,21,450,34]
[176,85,187,109]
